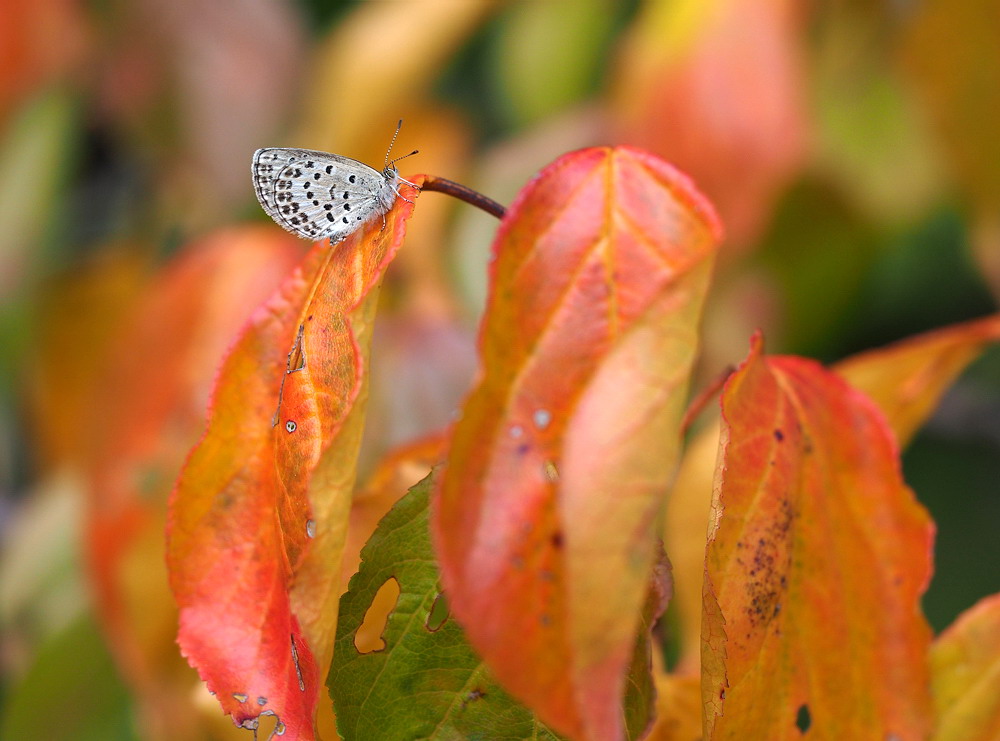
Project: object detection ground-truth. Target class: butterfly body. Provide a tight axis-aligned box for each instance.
[252,147,401,242]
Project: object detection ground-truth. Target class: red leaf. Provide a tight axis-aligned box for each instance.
[433,147,721,740]
[703,333,934,739]
[166,183,421,738]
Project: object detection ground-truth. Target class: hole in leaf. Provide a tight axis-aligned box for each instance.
[255,711,280,739]
[355,577,400,653]
[796,704,811,733]
[426,592,449,632]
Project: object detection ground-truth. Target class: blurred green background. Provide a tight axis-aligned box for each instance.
[1,0,998,738]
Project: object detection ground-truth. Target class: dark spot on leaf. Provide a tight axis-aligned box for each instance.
[550,531,564,549]
[461,688,486,709]
[796,704,811,733]
[774,428,784,442]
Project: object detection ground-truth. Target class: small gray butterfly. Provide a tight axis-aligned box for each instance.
[252,122,417,242]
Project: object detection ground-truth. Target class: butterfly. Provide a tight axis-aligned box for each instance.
[252,121,418,242]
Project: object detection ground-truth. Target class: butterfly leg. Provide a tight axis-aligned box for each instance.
[392,184,415,205]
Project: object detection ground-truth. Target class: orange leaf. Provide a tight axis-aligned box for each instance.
[703,333,934,739]
[835,314,1000,447]
[930,594,1000,740]
[433,147,722,740]
[166,183,421,738]
[664,315,1000,677]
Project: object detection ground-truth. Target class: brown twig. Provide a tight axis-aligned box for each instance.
[681,365,735,435]
[420,175,506,219]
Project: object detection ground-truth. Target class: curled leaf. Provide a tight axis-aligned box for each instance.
[433,146,721,740]
[167,183,421,738]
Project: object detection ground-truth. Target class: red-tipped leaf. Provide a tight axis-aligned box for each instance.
[166,181,421,738]
[433,147,722,740]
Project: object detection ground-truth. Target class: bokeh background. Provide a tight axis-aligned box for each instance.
[1,0,998,738]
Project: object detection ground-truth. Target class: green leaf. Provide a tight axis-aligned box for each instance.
[330,474,667,740]
[329,474,562,740]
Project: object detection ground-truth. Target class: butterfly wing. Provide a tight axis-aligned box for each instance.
[251,148,394,241]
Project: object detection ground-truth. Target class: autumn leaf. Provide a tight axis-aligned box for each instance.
[930,593,1000,740]
[166,182,421,739]
[703,333,934,740]
[664,314,1000,674]
[612,0,809,248]
[835,314,1000,447]
[433,146,722,740]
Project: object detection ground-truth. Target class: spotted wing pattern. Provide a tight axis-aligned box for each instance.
[251,148,399,241]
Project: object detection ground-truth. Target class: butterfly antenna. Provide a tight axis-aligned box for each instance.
[388,149,419,169]
[385,119,404,169]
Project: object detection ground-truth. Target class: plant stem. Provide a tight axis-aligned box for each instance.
[681,365,735,435]
[420,176,506,219]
